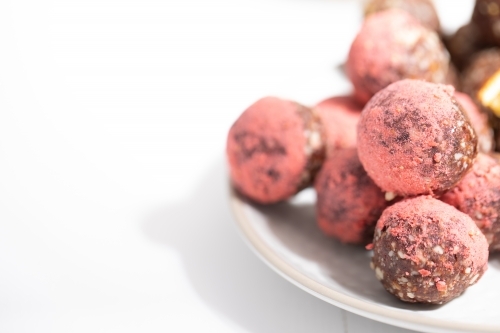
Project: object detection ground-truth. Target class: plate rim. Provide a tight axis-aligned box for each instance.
[229,185,500,333]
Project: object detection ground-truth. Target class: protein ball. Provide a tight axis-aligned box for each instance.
[461,48,500,99]
[454,92,494,153]
[441,153,500,252]
[372,196,489,304]
[444,23,488,71]
[357,80,478,196]
[347,9,450,104]
[463,49,500,151]
[227,97,325,204]
[472,0,500,46]
[314,148,387,245]
[313,96,362,155]
[364,0,440,32]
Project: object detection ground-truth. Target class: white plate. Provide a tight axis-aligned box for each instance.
[230,186,500,333]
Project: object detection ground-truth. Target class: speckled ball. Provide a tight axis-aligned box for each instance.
[357,80,478,197]
[314,148,388,245]
[227,97,325,204]
[442,153,500,252]
[347,9,450,104]
[372,196,489,304]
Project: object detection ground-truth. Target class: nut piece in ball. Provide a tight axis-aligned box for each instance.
[227,97,325,204]
[372,196,489,304]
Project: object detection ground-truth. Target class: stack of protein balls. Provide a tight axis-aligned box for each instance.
[226,0,500,305]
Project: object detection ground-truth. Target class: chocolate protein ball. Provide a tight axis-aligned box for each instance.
[364,0,440,32]
[347,9,450,104]
[313,96,362,155]
[444,23,488,71]
[461,48,500,99]
[472,0,500,46]
[227,97,325,204]
[372,196,489,304]
[357,80,478,197]
[441,153,500,252]
[462,49,500,150]
[454,91,494,153]
[314,148,388,245]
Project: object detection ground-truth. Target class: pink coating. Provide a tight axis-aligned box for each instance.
[314,96,362,155]
[357,80,477,196]
[226,97,308,204]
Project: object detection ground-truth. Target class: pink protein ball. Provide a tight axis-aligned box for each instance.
[227,97,325,204]
[454,91,494,153]
[313,96,362,155]
[372,196,489,304]
[347,9,450,104]
[314,148,387,245]
[357,80,478,197]
[441,153,500,252]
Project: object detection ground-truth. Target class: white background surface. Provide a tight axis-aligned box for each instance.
[0,0,474,332]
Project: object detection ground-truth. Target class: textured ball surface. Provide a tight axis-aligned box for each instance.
[372,196,489,304]
[442,153,500,252]
[314,96,362,155]
[347,9,449,104]
[454,91,494,153]
[314,148,387,245]
[227,97,325,203]
[357,80,478,196]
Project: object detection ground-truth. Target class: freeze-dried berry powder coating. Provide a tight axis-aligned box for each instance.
[314,96,362,156]
[347,9,449,104]
[442,153,500,252]
[227,97,325,204]
[357,80,478,196]
[314,148,387,245]
[372,196,489,304]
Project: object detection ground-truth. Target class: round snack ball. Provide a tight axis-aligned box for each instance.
[444,23,488,71]
[364,0,440,32]
[227,97,325,204]
[314,148,388,245]
[472,0,500,46]
[372,196,489,304]
[313,96,362,155]
[357,80,478,197]
[347,9,450,104]
[441,153,500,252]
[461,48,500,99]
[454,91,494,153]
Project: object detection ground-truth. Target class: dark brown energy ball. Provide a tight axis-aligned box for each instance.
[472,0,500,45]
[226,97,325,204]
[364,0,440,32]
[372,196,489,304]
[461,48,500,99]
[314,148,388,245]
[441,153,500,252]
[357,80,478,197]
[347,9,450,104]
[444,23,488,71]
